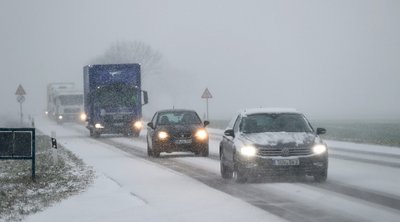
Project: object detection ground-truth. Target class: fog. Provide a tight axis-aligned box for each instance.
[1,0,399,122]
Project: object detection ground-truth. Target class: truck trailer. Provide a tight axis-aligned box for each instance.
[46,82,84,123]
[83,63,148,137]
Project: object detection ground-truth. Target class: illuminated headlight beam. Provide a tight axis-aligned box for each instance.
[240,146,257,157]
[313,144,327,154]
[80,113,87,121]
[195,129,208,140]
[133,121,143,129]
[158,131,169,140]
[95,123,104,129]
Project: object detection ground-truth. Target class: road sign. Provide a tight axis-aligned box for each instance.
[17,95,25,103]
[201,88,212,99]
[201,88,213,120]
[15,84,26,96]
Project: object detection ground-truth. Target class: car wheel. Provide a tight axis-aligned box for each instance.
[153,149,160,158]
[197,146,209,157]
[314,169,327,182]
[132,130,140,137]
[233,165,247,183]
[147,142,153,157]
[220,153,233,179]
[152,143,160,158]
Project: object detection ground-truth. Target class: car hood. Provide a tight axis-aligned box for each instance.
[240,132,316,147]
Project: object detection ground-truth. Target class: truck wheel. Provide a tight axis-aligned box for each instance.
[93,131,101,138]
[89,129,94,137]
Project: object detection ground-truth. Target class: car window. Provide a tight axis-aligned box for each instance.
[239,113,313,133]
[157,111,201,125]
[233,115,242,133]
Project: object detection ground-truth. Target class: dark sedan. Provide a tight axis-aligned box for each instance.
[147,109,210,157]
[220,108,328,183]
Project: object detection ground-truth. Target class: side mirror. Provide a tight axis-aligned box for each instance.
[316,128,326,135]
[204,120,210,127]
[224,129,234,137]
[147,122,154,129]
[142,91,149,105]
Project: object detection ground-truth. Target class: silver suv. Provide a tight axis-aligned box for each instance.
[219,108,328,183]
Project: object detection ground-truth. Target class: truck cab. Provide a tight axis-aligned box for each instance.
[83,64,148,137]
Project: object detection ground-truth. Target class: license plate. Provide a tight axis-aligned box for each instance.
[113,123,124,126]
[272,158,299,166]
[175,139,192,144]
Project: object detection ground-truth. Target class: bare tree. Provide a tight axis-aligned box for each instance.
[91,40,164,76]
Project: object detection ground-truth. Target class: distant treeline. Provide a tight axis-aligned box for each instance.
[209,119,400,148]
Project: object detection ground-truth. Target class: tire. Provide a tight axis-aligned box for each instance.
[151,142,160,158]
[147,143,153,157]
[233,165,247,183]
[89,129,94,137]
[132,130,140,137]
[153,150,160,158]
[220,153,233,179]
[197,146,209,157]
[93,131,101,138]
[314,169,328,182]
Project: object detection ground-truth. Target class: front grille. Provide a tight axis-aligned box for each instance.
[258,147,312,157]
[64,108,80,113]
[173,133,192,139]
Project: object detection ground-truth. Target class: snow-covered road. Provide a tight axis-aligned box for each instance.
[25,117,400,221]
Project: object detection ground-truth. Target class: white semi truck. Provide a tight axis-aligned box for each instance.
[46,82,84,123]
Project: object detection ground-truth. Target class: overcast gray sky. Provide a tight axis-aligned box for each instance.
[1,0,399,121]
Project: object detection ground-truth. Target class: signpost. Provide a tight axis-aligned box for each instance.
[201,88,213,120]
[15,84,26,126]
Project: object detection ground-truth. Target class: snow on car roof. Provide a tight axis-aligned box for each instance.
[240,107,299,116]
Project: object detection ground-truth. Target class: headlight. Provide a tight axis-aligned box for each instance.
[313,144,327,154]
[240,145,257,157]
[45,111,49,115]
[133,121,143,129]
[195,129,208,140]
[80,113,87,121]
[95,123,104,129]
[58,115,63,120]
[158,131,169,140]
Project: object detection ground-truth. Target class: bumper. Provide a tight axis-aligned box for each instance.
[89,122,141,134]
[154,139,208,153]
[235,153,328,176]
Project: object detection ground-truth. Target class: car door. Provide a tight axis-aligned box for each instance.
[147,112,158,148]
[222,115,242,167]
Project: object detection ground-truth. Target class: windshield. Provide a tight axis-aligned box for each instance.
[92,83,137,107]
[59,95,83,105]
[157,111,202,125]
[240,113,313,133]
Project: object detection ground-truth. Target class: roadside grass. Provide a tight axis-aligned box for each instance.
[0,134,94,222]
